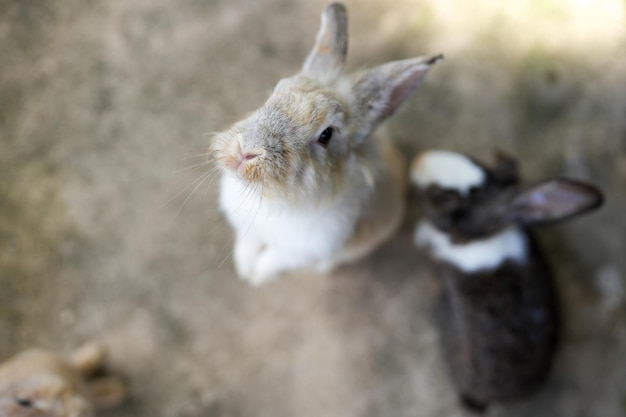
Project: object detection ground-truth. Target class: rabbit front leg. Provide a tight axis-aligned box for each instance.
[249,247,288,285]
[233,234,265,281]
[250,246,318,285]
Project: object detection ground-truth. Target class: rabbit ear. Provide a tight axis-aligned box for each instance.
[507,178,603,226]
[70,342,106,376]
[352,54,443,142]
[302,3,348,77]
[491,150,519,185]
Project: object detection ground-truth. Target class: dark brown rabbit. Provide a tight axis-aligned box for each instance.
[410,150,604,413]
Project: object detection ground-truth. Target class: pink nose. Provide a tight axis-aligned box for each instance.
[241,153,259,161]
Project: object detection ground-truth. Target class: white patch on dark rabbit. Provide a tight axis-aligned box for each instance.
[415,221,528,273]
[411,150,486,194]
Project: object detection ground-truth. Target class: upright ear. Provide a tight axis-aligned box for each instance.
[491,150,519,185]
[507,178,604,226]
[352,54,443,142]
[302,3,348,78]
[70,342,106,376]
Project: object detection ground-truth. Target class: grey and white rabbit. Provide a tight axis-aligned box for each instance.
[0,343,126,417]
[212,2,443,285]
[410,150,603,412]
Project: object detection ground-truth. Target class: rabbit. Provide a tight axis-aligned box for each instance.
[211,2,443,285]
[0,342,126,417]
[409,150,603,413]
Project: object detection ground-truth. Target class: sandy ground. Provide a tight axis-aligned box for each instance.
[1,0,626,416]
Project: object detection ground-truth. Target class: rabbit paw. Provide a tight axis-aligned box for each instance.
[248,248,285,286]
[315,259,336,275]
[233,238,264,280]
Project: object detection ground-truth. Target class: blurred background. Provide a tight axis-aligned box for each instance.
[1,0,625,416]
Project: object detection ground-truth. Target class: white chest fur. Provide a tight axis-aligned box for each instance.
[219,174,355,259]
[415,221,528,273]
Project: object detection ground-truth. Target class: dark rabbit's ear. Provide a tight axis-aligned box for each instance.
[507,178,604,226]
[352,54,443,142]
[491,150,519,185]
[302,3,348,77]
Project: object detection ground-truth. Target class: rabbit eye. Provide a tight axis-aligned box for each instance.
[317,127,333,146]
[428,188,462,211]
[14,398,34,408]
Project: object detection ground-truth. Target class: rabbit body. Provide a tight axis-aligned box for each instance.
[425,226,558,409]
[411,150,603,412]
[220,134,406,283]
[0,344,125,417]
[213,3,441,285]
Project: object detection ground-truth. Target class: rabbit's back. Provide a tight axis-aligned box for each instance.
[437,235,559,406]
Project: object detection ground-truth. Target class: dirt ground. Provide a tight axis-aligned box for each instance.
[1,0,625,416]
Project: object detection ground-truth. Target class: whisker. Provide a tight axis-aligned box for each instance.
[231,182,257,216]
[159,169,215,209]
[244,184,264,233]
[174,169,219,216]
[178,152,212,162]
[170,160,212,174]
[202,166,223,199]
[216,234,237,270]
[217,182,264,270]
[215,188,252,265]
